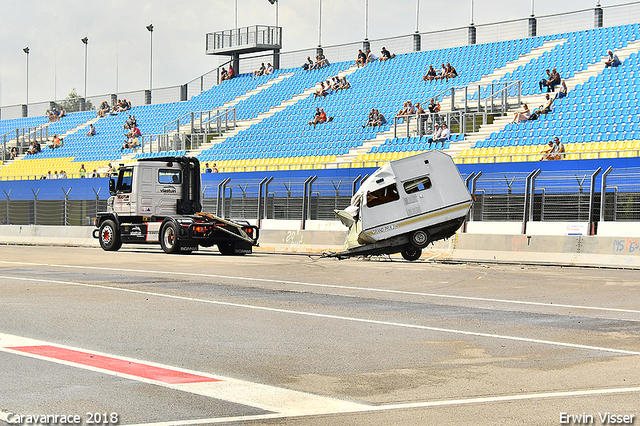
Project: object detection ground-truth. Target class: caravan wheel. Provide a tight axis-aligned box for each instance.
[410,230,429,248]
[401,246,422,261]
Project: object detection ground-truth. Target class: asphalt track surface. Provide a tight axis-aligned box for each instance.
[1,245,639,426]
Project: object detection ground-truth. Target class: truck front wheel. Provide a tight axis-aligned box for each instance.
[401,246,422,261]
[160,222,181,254]
[99,219,122,251]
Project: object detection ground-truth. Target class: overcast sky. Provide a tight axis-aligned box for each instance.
[0,0,608,107]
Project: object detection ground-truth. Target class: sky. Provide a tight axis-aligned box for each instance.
[0,0,604,107]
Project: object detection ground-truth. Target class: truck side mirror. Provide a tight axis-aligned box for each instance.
[108,178,116,195]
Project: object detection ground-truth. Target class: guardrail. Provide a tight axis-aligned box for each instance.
[162,108,237,136]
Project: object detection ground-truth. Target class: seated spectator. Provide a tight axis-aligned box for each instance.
[107,163,115,175]
[438,123,451,142]
[211,163,219,173]
[362,109,376,128]
[445,63,458,80]
[227,65,235,79]
[415,102,425,116]
[511,104,530,123]
[373,109,387,127]
[548,68,561,92]
[340,76,351,90]
[356,49,367,68]
[380,47,395,61]
[97,101,110,118]
[405,100,416,115]
[123,115,137,130]
[86,124,96,137]
[91,169,100,178]
[53,170,59,179]
[427,98,439,114]
[253,63,266,77]
[303,56,314,70]
[366,49,377,64]
[331,76,341,91]
[122,126,142,150]
[204,163,212,173]
[541,141,555,161]
[315,54,329,68]
[10,147,18,159]
[605,49,621,67]
[220,67,229,82]
[324,79,334,96]
[538,69,551,92]
[47,170,54,179]
[553,137,565,160]
[59,107,67,119]
[532,93,553,117]
[314,81,328,98]
[49,135,62,149]
[431,123,442,141]
[423,65,437,81]
[59,170,67,179]
[555,80,568,99]
[308,108,331,128]
[436,63,447,80]
[265,63,274,75]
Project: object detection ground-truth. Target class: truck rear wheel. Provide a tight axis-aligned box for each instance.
[99,219,122,251]
[401,246,422,261]
[160,222,181,254]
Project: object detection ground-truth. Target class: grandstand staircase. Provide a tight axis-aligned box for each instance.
[184,65,361,157]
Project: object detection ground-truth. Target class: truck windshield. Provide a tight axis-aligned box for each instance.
[117,168,133,193]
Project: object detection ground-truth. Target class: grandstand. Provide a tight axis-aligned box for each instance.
[2,20,640,182]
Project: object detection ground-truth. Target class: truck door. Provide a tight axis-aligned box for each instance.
[113,167,134,215]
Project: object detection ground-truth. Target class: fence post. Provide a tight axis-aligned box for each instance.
[62,187,72,226]
[3,189,11,224]
[599,166,613,223]
[529,169,542,222]
[470,172,482,221]
[257,177,270,227]
[92,187,101,221]
[462,172,476,233]
[521,169,541,234]
[217,178,231,218]
[588,167,602,235]
[301,176,317,230]
[31,188,40,225]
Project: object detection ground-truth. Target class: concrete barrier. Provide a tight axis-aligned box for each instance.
[1,225,640,269]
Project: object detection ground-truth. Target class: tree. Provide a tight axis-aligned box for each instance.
[57,88,94,112]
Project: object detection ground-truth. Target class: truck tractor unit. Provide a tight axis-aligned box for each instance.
[93,156,259,255]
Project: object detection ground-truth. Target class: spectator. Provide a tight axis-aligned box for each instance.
[211,163,219,173]
[553,137,565,160]
[47,170,54,179]
[356,49,367,68]
[220,67,229,82]
[436,63,447,80]
[362,109,376,128]
[438,123,451,142]
[228,65,235,79]
[49,135,62,149]
[303,56,314,70]
[373,109,387,127]
[541,141,555,161]
[122,126,142,150]
[605,49,621,67]
[308,108,331,128]
[97,101,110,118]
[265,63,274,75]
[331,76,341,91]
[555,80,568,99]
[415,102,425,116]
[253,63,266,77]
[86,124,96,137]
[548,68,561,92]
[427,98,440,114]
[314,81,328,98]
[423,65,437,82]
[380,47,395,61]
[79,164,86,178]
[538,69,551,92]
[107,163,114,175]
[91,170,100,178]
[59,107,67,119]
[431,123,442,141]
[10,147,18,159]
[205,163,212,173]
[340,76,351,90]
[53,170,59,179]
[511,104,530,123]
[123,115,137,130]
[445,63,458,80]
[366,49,377,64]
[315,53,329,68]
[59,170,67,179]
[532,93,553,118]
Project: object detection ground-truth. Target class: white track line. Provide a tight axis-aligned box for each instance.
[1,260,639,317]
[2,274,639,356]
[0,333,368,416]
[95,385,640,426]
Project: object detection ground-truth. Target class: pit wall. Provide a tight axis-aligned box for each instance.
[2,221,640,269]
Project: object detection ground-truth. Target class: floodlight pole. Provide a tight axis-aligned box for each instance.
[318,0,322,48]
[23,47,30,106]
[81,37,88,106]
[146,24,154,92]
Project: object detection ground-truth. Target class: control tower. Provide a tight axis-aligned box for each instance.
[206,25,282,75]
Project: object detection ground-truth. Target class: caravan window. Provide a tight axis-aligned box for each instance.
[366,183,400,208]
[403,175,432,194]
[159,169,181,184]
